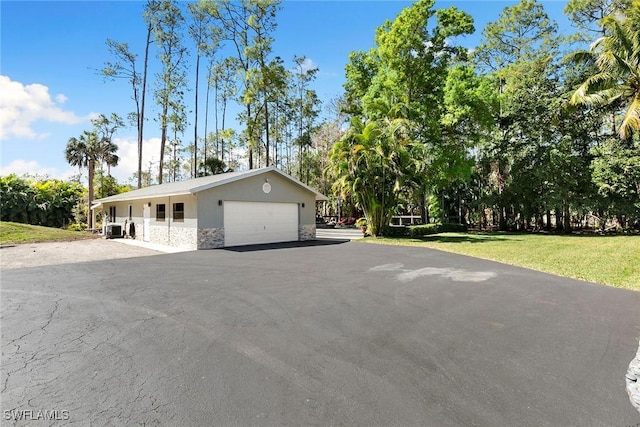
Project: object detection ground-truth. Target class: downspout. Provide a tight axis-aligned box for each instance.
[168,195,171,246]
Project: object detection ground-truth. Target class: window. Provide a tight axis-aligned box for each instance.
[108,206,116,223]
[156,204,166,221]
[128,205,132,220]
[173,202,184,221]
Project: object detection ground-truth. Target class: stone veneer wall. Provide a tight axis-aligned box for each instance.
[146,224,197,249]
[299,224,316,241]
[198,227,225,249]
[148,224,169,245]
[169,227,197,250]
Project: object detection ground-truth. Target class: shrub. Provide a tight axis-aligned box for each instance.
[378,223,467,238]
[382,226,409,237]
[66,223,88,232]
[407,224,440,237]
[439,223,468,233]
[407,223,467,237]
[1,174,84,228]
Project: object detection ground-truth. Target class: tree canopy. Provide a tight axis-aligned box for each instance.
[34,0,639,234]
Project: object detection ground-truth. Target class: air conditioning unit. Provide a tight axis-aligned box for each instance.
[106,223,123,239]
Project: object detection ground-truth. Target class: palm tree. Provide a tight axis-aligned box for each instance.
[571,1,640,140]
[97,140,120,199]
[65,131,98,229]
[65,131,120,229]
[328,112,414,237]
[102,147,120,176]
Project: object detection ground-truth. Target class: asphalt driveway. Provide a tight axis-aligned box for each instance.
[1,240,639,426]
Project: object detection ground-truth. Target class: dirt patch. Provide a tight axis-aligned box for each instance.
[0,239,164,270]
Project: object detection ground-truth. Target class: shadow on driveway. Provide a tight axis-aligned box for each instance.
[222,238,349,252]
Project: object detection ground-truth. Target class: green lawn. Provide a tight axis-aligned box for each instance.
[0,222,96,245]
[363,232,640,291]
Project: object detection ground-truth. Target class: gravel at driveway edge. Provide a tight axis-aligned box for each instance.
[0,239,167,270]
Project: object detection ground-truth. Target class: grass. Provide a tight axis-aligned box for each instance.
[0,221,96,245]
[362,232,640,291]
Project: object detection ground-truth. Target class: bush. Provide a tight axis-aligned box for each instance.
[407,223,467,237]
[382,226,409,237]
[66,223,88,232]
[407,224,441,237]
[1,174,84,228]
[439,223,468,233]
[379,223,467,238]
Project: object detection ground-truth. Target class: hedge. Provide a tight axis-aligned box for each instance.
[382,223,467,238]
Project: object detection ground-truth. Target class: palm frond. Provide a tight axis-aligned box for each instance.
[619,96,640,140]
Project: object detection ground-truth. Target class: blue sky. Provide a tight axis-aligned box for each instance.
[0,0,572,183]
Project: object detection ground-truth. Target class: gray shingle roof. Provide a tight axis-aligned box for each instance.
[92,166,327,207]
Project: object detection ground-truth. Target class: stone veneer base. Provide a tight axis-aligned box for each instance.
[198,227,225,249]
[299,224,316,241]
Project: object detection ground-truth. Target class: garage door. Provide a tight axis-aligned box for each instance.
[224,201,299,247]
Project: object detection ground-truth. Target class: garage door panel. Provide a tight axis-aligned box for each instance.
[224,201,298,247]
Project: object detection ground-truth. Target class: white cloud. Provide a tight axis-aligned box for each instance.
[87,112,102,122]
[301,58,317,73]
[0,75,94,140]
[293,58,318,74]
[110,136,162,183]
[0,159,76,180]
[1,138,164,184]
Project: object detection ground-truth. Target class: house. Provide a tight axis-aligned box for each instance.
[91,167,328,249]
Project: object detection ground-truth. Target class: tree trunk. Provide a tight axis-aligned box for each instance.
[546,210,551,231]
[563,202,571,232]
[203,63,211,167]
[193,53,200,178]
[499,206,507,231]
[555,207,563,231]
[215,71,219,160]
[264,100,270,166]
[88,159,95,230]
[247,104,254,169]
[221,99,227,163]
[159,107,168,184]
[138,25,152,189]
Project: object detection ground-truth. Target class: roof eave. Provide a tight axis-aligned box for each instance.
[190,166,329,200]
[93,190,193,205]
[93,167,329,204]
[188,167,272,194]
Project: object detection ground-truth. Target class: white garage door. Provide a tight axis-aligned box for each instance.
[224,201,299,247]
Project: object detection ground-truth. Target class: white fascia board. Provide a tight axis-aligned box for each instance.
[95,191,192,204]
[188,167,275,194]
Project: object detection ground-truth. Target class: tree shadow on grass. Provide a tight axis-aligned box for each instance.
[412,231,632,243]
[408,232,523,244]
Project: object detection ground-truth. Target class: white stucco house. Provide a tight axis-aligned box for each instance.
[91,167,327,249]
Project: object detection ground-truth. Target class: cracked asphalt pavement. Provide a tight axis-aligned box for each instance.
[1,240,639,426]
